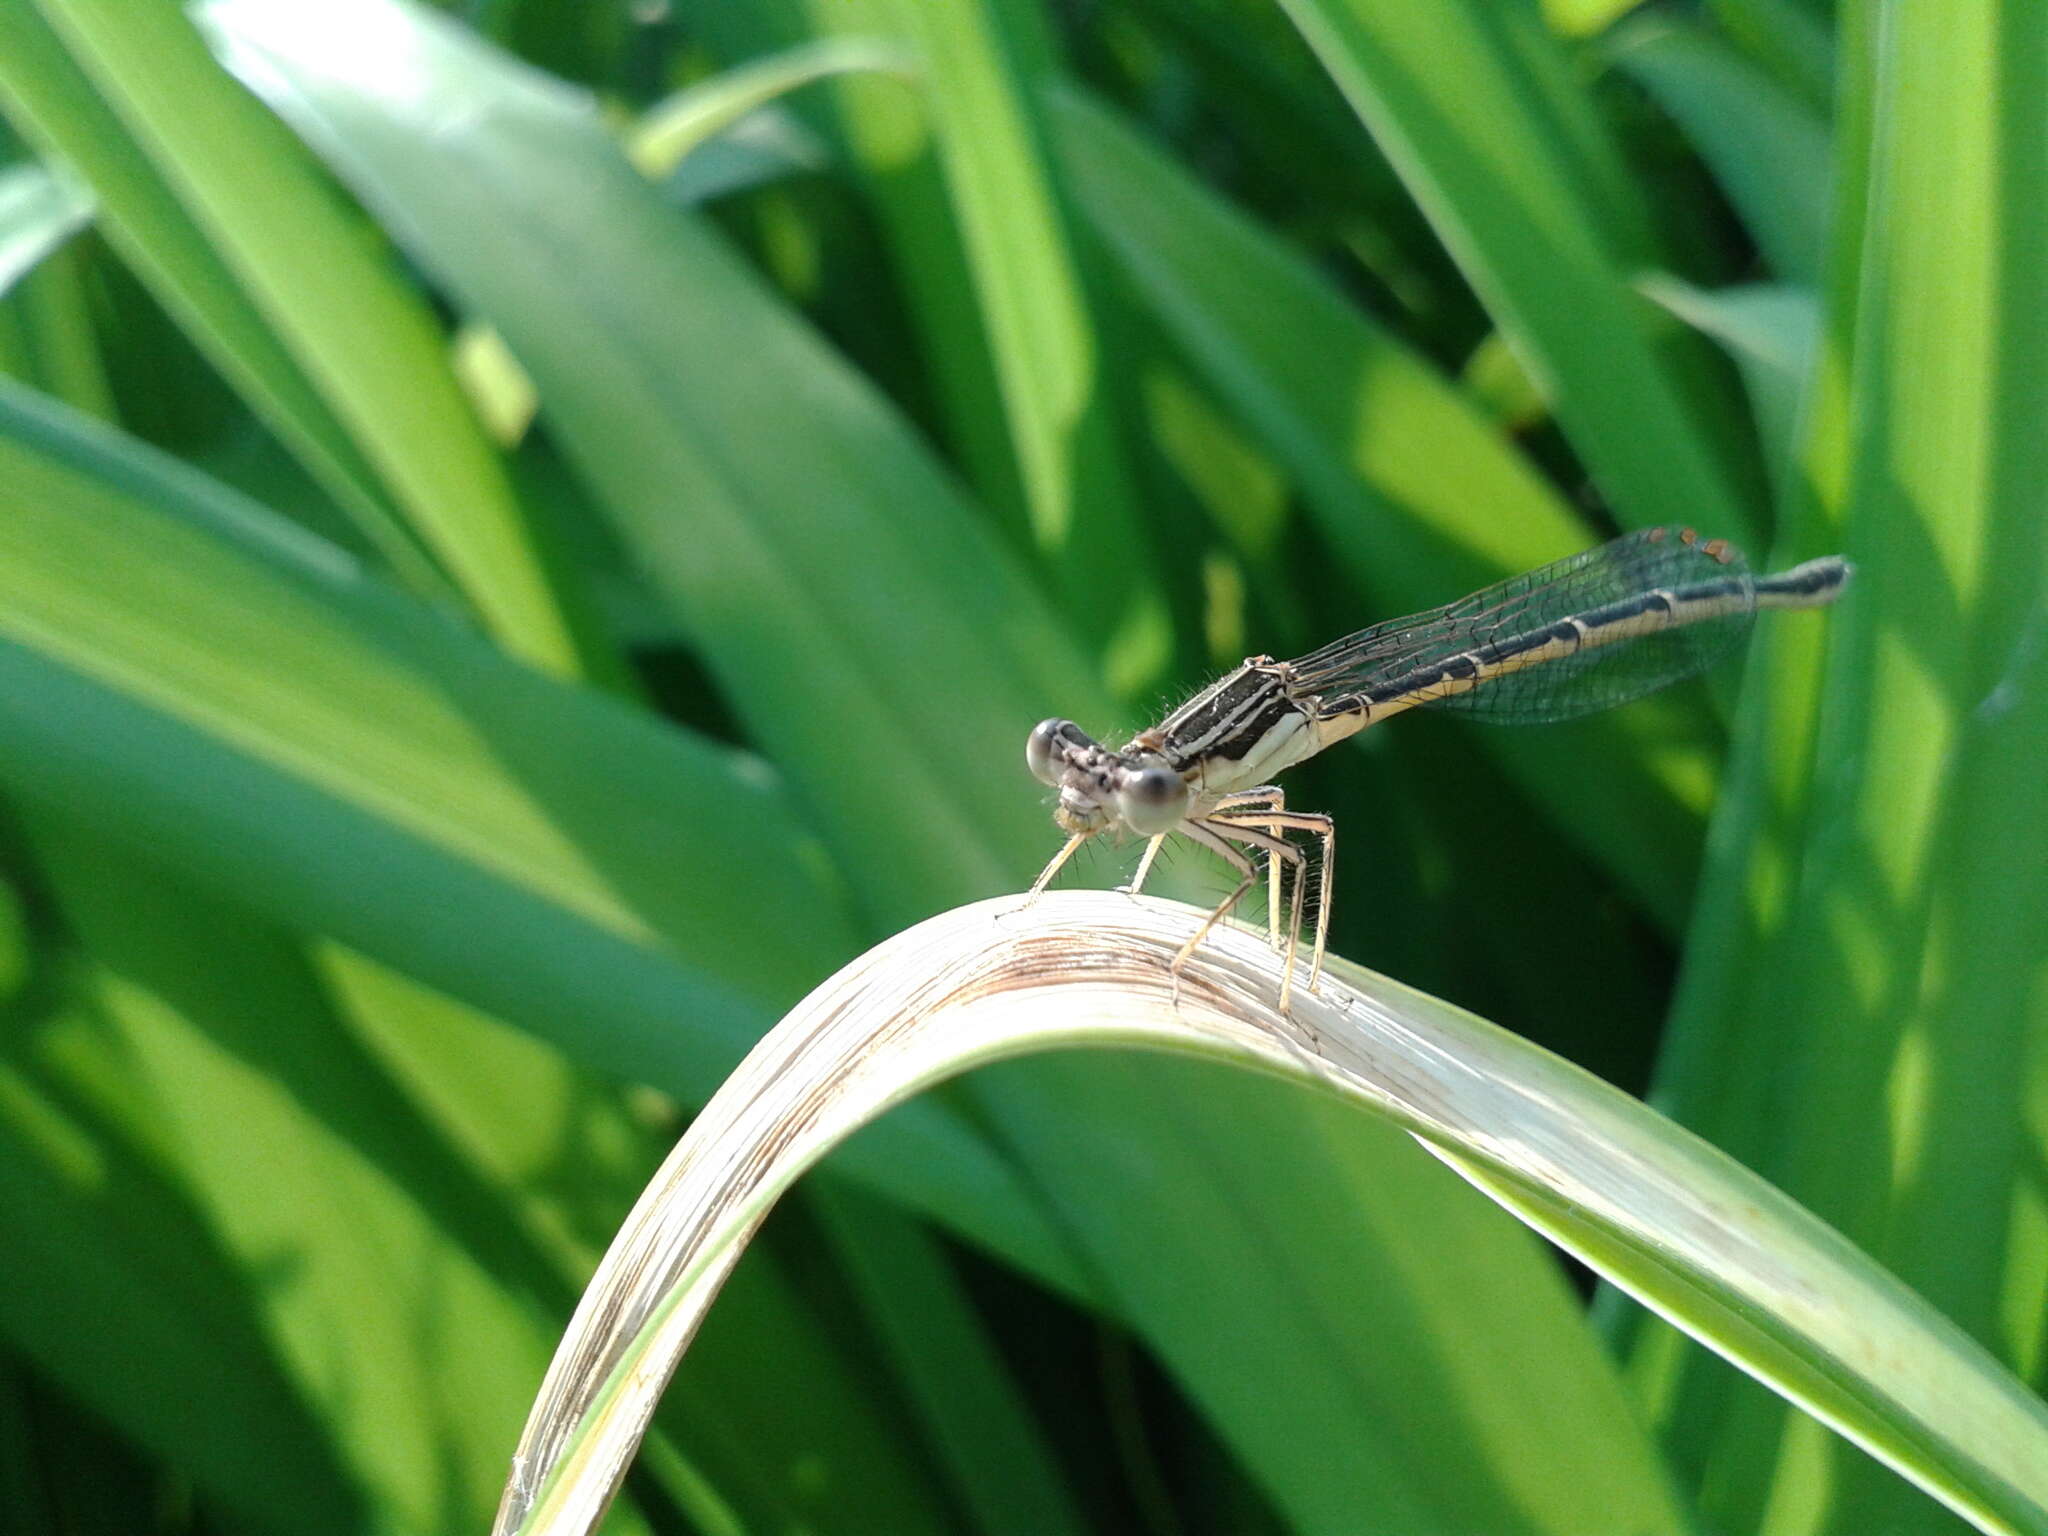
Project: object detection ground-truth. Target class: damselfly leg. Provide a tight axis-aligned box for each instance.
[1208,807,1336,998]
[1202,786,1290,937]
[1172,820,1306,1009]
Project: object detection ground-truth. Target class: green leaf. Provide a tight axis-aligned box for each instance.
[812,1187,1091,1536]
[1276,0,1762,546]
[0,992,371,1534]
[1610,18,1832,285]
[628,36,913,176]
[872,0,1171,685]
[0,162,93,298]
[18,0,593,675]
[1633,3,2048,1530]
[25,819,578,1536]
[0,379,1086,1301]
[0,0,448,604]
[506,893,2048,1536]
[1641,277,1818,489]
[1706,0,1834,110]
[715,0,1173,694]
[688,4,1028,574]
[199,0,1105,926]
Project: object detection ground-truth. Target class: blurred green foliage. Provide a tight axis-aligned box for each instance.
[0,0,2040,1532]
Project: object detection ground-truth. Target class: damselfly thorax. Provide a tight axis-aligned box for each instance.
[1025,526,1852,1011]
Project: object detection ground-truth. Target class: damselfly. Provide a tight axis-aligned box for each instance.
[1025,526,1851,1008]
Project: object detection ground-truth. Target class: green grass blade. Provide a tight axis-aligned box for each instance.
[1277,0,1762,545]
[0,162,92,297]
[1707,0,1834,109]
[29,0,594,677]
[199,0,1104,927]
[0,1,449,604]
[858,0,1171,689]
[1609,18,1832,285]
[1759,0,2048,1523]
[0,383,847,1011]
[629,36,913,175]
[812,1187,1092,1536]
[0,379,1086,1300]
[1640,277,1818,490]
[0,989,373,1533]
[695,5,1026,565]
[26,820,586,1536]
[1632,3,2048,1529]
[693,0,1174,696]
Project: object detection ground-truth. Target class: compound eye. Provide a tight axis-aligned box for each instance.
[1116,765,1189,836]
[1026,718,1068,785]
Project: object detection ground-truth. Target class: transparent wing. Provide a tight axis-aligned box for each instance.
[1289,527,1757,725]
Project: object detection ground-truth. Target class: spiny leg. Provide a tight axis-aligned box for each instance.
[1170,821,1256,966]
[1205,821,1305,1009]
[1207,786,1287,812]
[1208,786,1287,944]
[1286,835,1309,1006]
[1027,831,1093,902]
[1208,815,1308,1010]
[1272,828,1309,1012]
[1119,833,1168,896]
[1275,812,1335,992]
[1211,810,1334,996]
[1179,819,1302,1008]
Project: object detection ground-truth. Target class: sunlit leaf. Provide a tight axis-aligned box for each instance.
[503,894,2048,1536]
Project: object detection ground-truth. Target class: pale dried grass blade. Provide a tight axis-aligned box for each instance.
[497,892,2048,1536]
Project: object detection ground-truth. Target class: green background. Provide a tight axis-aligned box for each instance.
[0,0,2041,1532]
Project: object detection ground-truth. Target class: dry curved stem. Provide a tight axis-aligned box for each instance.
[496,892,2048,1536]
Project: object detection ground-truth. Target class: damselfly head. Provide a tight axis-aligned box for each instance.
[1028,718,1111,833]
[1028,718,1192,838]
